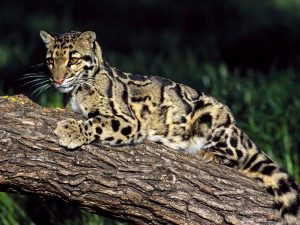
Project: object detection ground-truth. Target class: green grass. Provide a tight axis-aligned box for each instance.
[1,52,299,224]
[0,193,34,225]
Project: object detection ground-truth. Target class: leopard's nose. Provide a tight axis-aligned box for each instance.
[54,78,64,84]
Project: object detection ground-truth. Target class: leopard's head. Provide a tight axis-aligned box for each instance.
[40,30,102,93]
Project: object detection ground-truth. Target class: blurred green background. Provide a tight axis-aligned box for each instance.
[0,0,300,224]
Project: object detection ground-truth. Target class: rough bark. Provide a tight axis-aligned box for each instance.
[0,95,280,225]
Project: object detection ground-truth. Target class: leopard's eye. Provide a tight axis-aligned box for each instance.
[69,57,80,65]
[46,58,54,65]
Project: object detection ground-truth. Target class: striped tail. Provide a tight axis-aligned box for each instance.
[240,148,300,225]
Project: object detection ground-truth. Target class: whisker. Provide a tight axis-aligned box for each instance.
[22,72,47,76]
[19,73,48,80]
[30,80,50,88]
[36,84,51,96]
[31,83,51,96]
[21,78,49,87]
[30,63,45,69]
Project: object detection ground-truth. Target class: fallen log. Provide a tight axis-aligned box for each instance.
[0,95,279,224]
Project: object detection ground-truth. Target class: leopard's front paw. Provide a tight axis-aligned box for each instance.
[197,151,215,163]
[197,150,222,164]
[54,119,85,149]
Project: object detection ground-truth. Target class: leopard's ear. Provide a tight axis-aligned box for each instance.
[77,31,96,50]
[40,30,55,48]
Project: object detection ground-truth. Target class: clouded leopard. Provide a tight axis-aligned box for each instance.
[40,30,300,225]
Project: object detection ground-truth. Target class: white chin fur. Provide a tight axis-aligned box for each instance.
[56,86,74,93]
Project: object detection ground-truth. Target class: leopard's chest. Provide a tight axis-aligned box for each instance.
[70,95,83,114]
[70,88,114,118]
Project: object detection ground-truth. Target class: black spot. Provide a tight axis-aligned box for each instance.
[131,74,147,81]
[211,147,225,155]
[69,50,78,58]
[111,119,120,132]
[122,90,128,102]
[281,197,300,217]
[64,125,69,129]
[116,139,123,144]
[273,201,283,210]
[141,105,150,117]
[82,55,92,62]
[241,137,248,149]
[216,142,227,148]
[199,113,212,127]
[266,187,275,195]
[84,124,88,131]
[212,135,221,142]
[159,85,165,103]
[289,177,299,190]
[171,84,192,114]
[247,139,253,148]
[230,137,238,148]
[89,121,93,126]
[261,165,277,176]
[88,110,100,118]
[249,160,265,172]
[236,149,243,158]
[142,105,149,112]
[227,159,238,167]
[121,126,132,136]
[94,134,100,141]
[116,69,128,79]
[105,78,113,97]
[220,114,232,128]
[105,137,114,141]
[194,100,205,110]
[277,178,290,196]
[194,99,212,111]
[104,64,114,77]
[243,152,259,170]
[225,148,233,156]
[109,101,117,115]
[96,127,102,134]
[76,86,82,94]
[83,65,94,71]
[131,96,150,102]
[137,120,141,131]
[180,117,187,123]
[206,134,212,141]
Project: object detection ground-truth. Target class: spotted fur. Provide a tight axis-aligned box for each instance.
[40,30,300,224]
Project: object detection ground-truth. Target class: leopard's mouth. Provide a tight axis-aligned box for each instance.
[51,76,77,93]
[56,85,74,93]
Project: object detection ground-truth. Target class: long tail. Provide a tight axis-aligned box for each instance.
[202,124,300,224]
[240,145,300,225]
[192,96,300,224]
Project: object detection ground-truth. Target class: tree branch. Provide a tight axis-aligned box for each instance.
[0,95,279,225]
